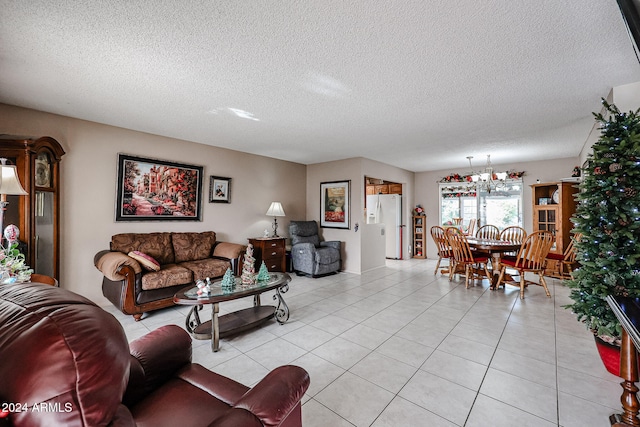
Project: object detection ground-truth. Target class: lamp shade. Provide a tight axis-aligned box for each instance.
[0,164,28,195]
[266,201,285,217]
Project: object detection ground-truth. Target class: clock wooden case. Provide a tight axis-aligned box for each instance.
[0,135,65,280]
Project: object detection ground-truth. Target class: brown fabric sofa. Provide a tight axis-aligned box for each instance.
[95,231,246,320]
[0,282,310,427]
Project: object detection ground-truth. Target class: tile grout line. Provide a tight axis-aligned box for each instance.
[460,280,520,426]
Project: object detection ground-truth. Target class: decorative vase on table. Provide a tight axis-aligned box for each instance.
[564,99,640,376]
[0,224,33,284]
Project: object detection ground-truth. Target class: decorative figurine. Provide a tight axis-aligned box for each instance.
[241,244,256,285]
[196,279,209,297]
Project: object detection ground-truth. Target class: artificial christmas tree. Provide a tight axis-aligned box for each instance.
[565,100,640,360]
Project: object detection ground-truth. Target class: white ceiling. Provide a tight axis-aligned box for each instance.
[1,1,640,172]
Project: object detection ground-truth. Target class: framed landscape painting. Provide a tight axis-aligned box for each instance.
[115,154,203,221]
[320,180,350,229]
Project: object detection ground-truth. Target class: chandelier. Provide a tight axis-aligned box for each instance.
[467,155,507,193]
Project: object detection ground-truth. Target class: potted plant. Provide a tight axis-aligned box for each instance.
[565,99,640,376]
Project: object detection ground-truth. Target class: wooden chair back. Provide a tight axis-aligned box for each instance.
[476,224,500,240]
[500,226,527,244]
[464,218,477,236]
[446,227,475,264]
[563,232,582,262]
[512,230,555,271]
[561,232,582,276]
[431,225,454,275]
[431,226,450,257]
[446,227,491,287]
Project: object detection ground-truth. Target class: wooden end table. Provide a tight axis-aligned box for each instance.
[174,272,291,352]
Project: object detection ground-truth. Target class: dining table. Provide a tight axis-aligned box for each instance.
[466,237,521,290]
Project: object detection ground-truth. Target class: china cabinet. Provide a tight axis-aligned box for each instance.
[531,181,578,274]
[0,135,65,279]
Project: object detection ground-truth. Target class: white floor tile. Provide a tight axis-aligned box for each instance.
[113,260,622,427]
[315,372,395,427]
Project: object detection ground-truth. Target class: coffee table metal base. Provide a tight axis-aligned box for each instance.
[184,285,290,352]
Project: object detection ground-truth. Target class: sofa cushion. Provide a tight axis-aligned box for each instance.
[172,232,217,263]
[179,259,231,282]
[128,251,161,272]
[141,264,193,291]
[112,232,174,265]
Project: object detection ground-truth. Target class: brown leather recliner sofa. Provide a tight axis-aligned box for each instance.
[0,283,310,427]
[95,231,246,320]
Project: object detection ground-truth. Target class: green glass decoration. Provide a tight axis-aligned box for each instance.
[256,261,270,283]
[220,268,235,290]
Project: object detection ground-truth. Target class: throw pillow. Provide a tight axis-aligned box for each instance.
[128,251,161,272]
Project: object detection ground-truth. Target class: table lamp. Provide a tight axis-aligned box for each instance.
[266,202,285,237]
[0,158,28,244]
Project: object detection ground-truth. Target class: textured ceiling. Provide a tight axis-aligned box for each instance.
[1,1,640,172]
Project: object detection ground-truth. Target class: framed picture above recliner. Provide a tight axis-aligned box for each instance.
[320,180,350,229]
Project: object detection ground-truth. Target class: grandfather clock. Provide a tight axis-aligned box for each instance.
[0,135,65,280]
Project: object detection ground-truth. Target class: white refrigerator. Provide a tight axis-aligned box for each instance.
[366,194,403,259]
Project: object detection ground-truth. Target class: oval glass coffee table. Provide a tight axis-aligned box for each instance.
[174,272,291,352]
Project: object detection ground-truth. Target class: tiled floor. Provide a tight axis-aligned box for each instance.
[104,259,624,427]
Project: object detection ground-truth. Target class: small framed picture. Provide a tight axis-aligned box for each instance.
[209,176,231,203]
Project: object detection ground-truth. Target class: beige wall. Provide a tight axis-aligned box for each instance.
[415,157,580,259]
[306,158,363,273]
[0,103,306,304]
[307,158,415,273]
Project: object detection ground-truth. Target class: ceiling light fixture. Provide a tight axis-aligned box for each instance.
[467,155,507,194]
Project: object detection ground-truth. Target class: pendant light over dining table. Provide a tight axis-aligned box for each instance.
[467,155,507,194]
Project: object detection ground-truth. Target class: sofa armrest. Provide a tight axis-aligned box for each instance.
[94,250,142,281]
[320,241,341,251]
[124,325,192,406]
[292,242,316,254]
[234,365,310,427]
[213,242,247,275]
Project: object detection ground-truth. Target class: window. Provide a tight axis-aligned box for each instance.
[439,180,523,230]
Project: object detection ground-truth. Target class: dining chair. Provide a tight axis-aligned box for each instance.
[546,232,582,279]
[500,226,527,244]
[446,228,491,289]
[29,273,58,287]
[496,230,555,299]
[430,226,453,275]
[462,218,477,236]
[476,224,500,240]
[499,226,527,257]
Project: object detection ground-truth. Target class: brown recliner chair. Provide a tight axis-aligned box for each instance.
[0,283,309,427]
